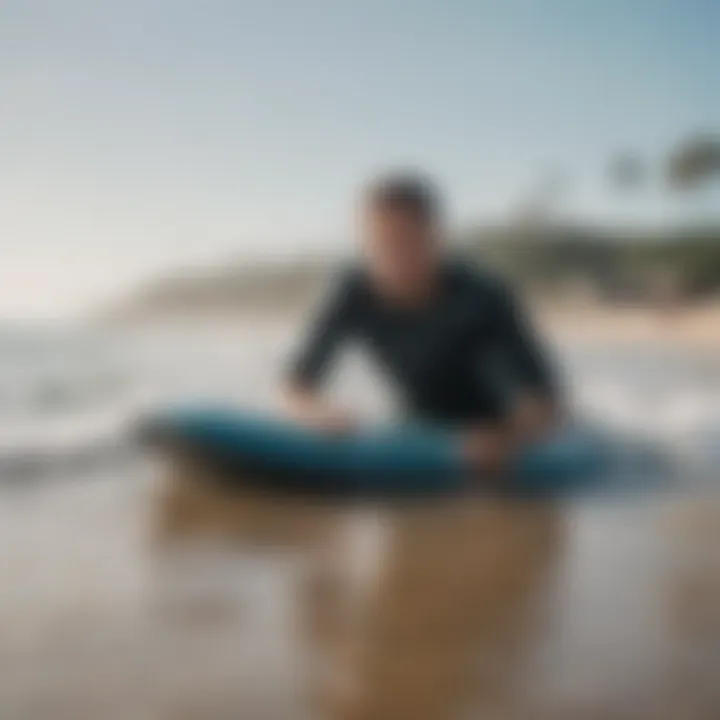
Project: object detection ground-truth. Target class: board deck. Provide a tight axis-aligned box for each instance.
[140,406,605,500]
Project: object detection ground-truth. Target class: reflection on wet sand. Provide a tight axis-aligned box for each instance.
[0,456,716,718]
[151,453,720,719]
[311,500,562,720]
[150,454,563,719]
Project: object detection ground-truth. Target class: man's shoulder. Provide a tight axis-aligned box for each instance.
[333,262,368,291]
[323,263,369,305]
[444,258,511,302]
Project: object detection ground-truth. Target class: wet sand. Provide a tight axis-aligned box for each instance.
[1,455,717,720]
[149,458,720,720]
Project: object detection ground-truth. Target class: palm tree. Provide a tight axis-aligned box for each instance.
[667,134,720,190]
[661,134,720,302]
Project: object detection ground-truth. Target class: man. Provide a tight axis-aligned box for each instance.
[283,172,561,475]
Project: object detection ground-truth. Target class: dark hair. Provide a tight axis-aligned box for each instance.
[364,171,441,223]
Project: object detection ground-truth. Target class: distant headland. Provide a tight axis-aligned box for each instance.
[107,221,720,322]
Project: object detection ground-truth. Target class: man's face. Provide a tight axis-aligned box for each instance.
[361,204,440,302]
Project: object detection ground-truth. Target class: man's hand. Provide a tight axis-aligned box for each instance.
[303,407,358,435]
[282,386,357,436]
[461,427,511,474]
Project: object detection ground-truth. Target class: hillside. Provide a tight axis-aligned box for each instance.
[109,222,720,320]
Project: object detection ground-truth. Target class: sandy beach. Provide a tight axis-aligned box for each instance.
[544,301,720,352]
[121,298,720,351]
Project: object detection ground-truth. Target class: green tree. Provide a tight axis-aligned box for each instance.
[667,134,720,190]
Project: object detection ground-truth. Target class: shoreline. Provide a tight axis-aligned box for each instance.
[105,298,720,353]
[541,299,720,351]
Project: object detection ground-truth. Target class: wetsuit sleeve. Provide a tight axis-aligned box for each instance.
[491,283,560,402]
[285,272,356,390]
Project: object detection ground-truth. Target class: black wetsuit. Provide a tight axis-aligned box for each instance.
[286,260,558,424]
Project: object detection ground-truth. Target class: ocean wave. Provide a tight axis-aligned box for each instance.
[0,441,137,486]
[0,326,717,486]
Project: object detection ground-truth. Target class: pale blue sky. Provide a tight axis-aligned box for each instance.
[1,0,718,317]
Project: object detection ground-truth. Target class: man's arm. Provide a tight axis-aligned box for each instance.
[463,281,562,472]
[491,282,563,440]
[283,272,357,432]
